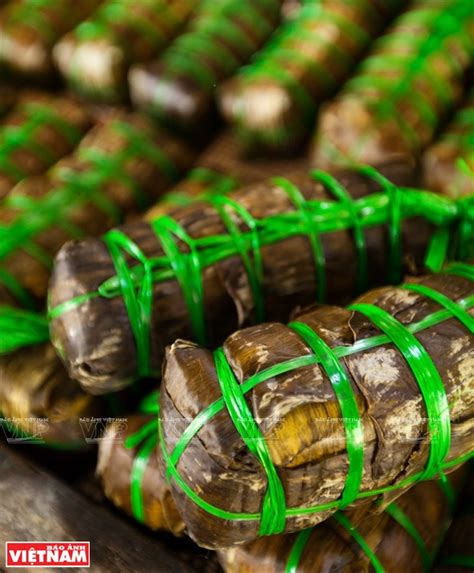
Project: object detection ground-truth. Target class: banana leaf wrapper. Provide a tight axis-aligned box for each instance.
[218,0,404,156]
[97,414,185,534]
[0,0,99,81]
[311,0,474,170]
[46,164,465,395]
[129,0,281,136]
[422,92,474,200]
[53,0,197,103]
[0,112,195,308]
[218,469,467,572]
[160,269,474,548]
[0,92,92,199]
[0,341,101,448]
[433,472,474,573]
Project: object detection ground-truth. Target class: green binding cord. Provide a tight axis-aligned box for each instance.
[347,303,451,480]
[285,471,457,572]
[206,194,265,322]
[402,283,474,332]
[274,177,326,302]
[0,101,82,180]
[121,391,160,522]
[238,0,377,137]
[49,168,469,378]
[153,0,279,102]
[339,2,473,163]
[288,322,364,509]
[160,264,473,527]
[104,230,154,377]
[284,528,312,573]
[333,512,385,573]
[357,165,403,283]
[384,503,431,571]
[0,119,179,307]
[214,348,286,535]
[311,169,369,294]
[124,418,158,523]
[0,306,49,354]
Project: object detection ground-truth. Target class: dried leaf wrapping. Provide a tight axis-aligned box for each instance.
[0,113,195,307]
[0,0,99,80]
[311,0,474,169]
[0,342,101,447]
[218,469,467,572]
[422,91,474,199]
[129,0,281,134]
[0,93,92,199]
[160,270,474,548]
[97,414,184,535]
[53,0,197,103]
[219,0,405,155]
[47,165,464,394]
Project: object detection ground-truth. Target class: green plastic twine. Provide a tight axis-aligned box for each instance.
[0,119,178,308]
[402,283,474,333]
[288,321,364,509]
[104,230,154,377]
[347,303,451,480]
[160,264,473,528]
[284,528,312,573]
[342,1,474,161]
[214,348,286,535]
[153,0,279,110]
[384,503,431,571]
[236,1,385,148]
[124,417,158,523]
[0,306,49,354]
[98,171,240,375]
[333,512,385,573]
[273,177,326,302]
[311,169,368,293]
[285,470,458,572]
[0,102,82,181]
[49,167,469,379]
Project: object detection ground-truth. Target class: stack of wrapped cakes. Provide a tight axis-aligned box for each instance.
[0,0,472,571]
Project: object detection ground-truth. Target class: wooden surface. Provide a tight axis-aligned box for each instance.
[0,444,198,573]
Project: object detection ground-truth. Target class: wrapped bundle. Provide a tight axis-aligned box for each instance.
[160,266,474,548]
[0,0,99,81]
[0,301,102,449]
[0,93,92,199]
[433,475,474,572]
[129,0,281,135]
[218,0,404,156]
[219,471,465,572]
[422,92,474,199]
[311,0,474,170]
[0,113,195,308]
[97,413,185,534]
[53,0,197,103]
[0,340,101,449]
[48,166,472,394]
